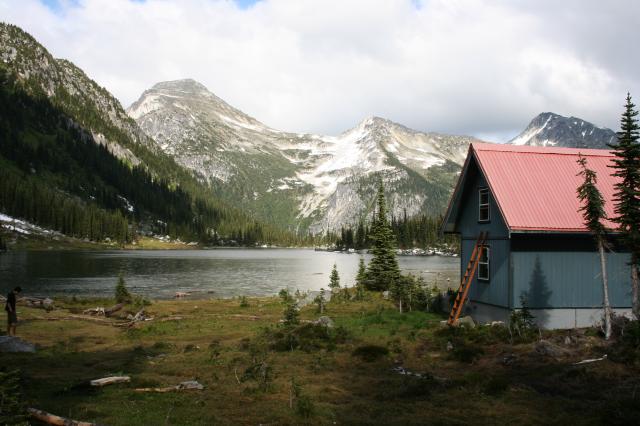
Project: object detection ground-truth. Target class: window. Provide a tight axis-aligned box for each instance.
[478,245,490,281]
[478,188,490,222]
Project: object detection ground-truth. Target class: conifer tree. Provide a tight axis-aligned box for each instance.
[355,257,367,300]
[608,93,640,319]
[115,274,132,304]
[329,264,340,290]
[577,155,612,339]
[366,180,400,291]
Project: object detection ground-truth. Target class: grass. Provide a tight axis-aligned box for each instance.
[1,295,640,425]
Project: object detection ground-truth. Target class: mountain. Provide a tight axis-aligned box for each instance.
[128,79,477,232]
[508,112,617,148]
[0,24,281,245]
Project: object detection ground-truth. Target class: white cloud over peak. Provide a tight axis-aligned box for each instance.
[1,0,638,141]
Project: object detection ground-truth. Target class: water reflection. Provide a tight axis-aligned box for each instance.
[0,249,459,299]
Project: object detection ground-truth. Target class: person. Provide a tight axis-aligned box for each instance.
[5,286,22,336]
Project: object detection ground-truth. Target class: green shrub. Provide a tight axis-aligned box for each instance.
[0,369,28,426]
[115,274,132,304]
[239,295,249,308]
[352,344,389,362]
[261,323,349,352]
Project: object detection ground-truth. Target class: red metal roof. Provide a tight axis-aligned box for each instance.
[471,142,620,233]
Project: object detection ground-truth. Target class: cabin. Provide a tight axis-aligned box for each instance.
[442,142,632,329]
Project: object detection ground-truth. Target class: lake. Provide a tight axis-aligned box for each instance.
[0,249,459,299]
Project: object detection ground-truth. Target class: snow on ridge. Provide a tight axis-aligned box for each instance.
[0,212,62,236]
[127,94,163,120]
[510,114,553,145]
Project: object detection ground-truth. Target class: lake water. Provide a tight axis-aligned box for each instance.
[0,249,459,299]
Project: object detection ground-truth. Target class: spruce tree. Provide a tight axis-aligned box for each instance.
[115,274,132,304]
[329,264,340,290]
[577,155,612,339]
[608,93,640,319]
[355,257,367,300]
[366,180,400,291]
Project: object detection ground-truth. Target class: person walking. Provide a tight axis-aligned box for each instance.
[5,286,22,336]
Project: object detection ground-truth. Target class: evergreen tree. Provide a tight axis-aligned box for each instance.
[608,93,640,319]
[314,288,326,314]
[366,180,400,291]
[115,274,132,304]
[577,155,612,339]
[355,257,367,300]
[329,264,340,290]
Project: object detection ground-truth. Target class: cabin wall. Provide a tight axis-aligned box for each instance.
[457,168,511,308]
[511,250,631,308]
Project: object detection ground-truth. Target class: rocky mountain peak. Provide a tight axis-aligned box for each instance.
[509,112,617,148]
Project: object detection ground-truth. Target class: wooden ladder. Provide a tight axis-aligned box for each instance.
[447,231,487,325]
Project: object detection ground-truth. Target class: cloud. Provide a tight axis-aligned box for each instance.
[0,0,638,141]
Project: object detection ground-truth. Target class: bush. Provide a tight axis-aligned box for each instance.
[262,323,350,352]
[0,369,28,426]
[609,319,640,364]
[509,296,538,342]
[133,294,151,309]
[115,275,132,304]
[352,344,389,362]
[239,296,249,308]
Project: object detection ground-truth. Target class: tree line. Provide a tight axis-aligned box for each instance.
[0,66,308,245]
[332,212,458,252]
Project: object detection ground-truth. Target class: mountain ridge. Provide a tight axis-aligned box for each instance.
[508,112,617,148]
[127,79,476,232]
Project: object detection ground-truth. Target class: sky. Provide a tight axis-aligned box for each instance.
[1,0,639,141]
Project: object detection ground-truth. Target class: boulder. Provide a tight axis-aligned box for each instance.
[534,339,569,358]
[0,336,36,353]
[457,315,476,328]
[314,316,334,328]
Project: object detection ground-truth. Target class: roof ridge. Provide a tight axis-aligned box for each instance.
[471,142,614,157]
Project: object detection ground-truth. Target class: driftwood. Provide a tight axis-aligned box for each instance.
[28,407,97,426]
[82,303,124,317]
[90,376,131,387]
[83,307,105,316]
[19,296,54,309]
[134,380,204,393]
[175,292,189,298]
[105,303,124,317]
[573,354,608,365]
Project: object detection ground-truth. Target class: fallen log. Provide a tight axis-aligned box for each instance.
[83,307,106,316]
[105,303,124,317]
[573,354,608,365]
[28,407,97,426]
[134,380,204,393]
[90,376,131,387]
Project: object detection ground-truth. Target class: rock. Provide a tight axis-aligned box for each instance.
[490,321,505,327]
[314,316,334,328]
[382,291,390,299]
[534,340,569,358]
[457,315,475,328]
[502,353,517,366]
[177,380,204,390]
[42,298,54,308]
[0,336,36,353]
[446,341,453,351]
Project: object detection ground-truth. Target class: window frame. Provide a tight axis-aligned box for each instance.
[478,187,490,223]
[477,245,490,281]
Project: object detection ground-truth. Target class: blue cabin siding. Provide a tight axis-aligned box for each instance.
[462,238,511,307]
[511,251,632,309]
[456,164,511,308]
[455,165,508,239]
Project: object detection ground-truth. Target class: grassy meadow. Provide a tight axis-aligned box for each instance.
[1,294,640,425]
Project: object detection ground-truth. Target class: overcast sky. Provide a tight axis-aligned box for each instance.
[1,0,638,141]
